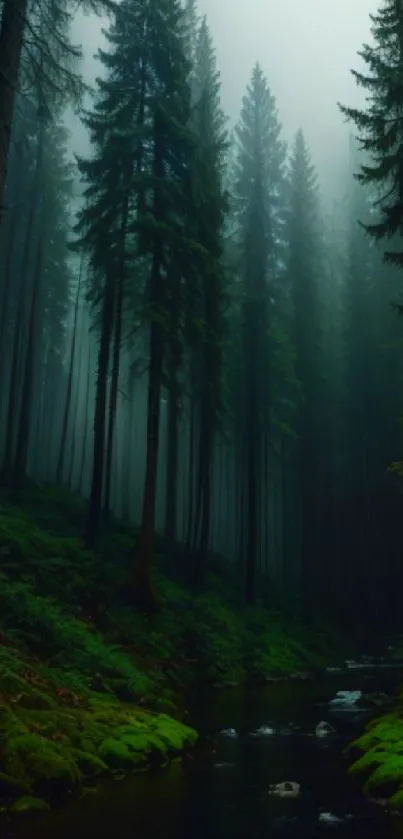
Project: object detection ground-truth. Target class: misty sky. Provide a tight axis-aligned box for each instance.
[72,0,377,199]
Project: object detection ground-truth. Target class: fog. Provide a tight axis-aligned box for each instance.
[72,0,376,198]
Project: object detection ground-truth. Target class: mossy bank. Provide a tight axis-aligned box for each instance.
[0,485,350,814]
[347,640,403,811]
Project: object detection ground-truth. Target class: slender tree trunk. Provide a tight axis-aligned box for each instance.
[134,314,163,611]
[2,113,45,476]
[13,236,44,479]
[185,387,197,555]
[104,189,128,518]
[103,273,124,518]
[244,306,259,605]
[122,378,134,520]
[0,0,28,221]
[194,416,212,585]
[56,258,83,483]
[193,358,214,583]
[134,114,164,613]
[191,407,203,556]
[164,368,179,544]
[0,208,16,359]
[84,269,116,548]
[281,438,288,587]
[79,342,92,494]
[33,328,50,478]
[67,356,81,491]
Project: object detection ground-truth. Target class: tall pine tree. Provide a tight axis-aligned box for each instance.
[339,0,403,266]
[233,64,286,603]
[286,130,322,612]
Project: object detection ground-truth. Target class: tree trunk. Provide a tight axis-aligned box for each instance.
[122,376,134,520]
[244,302,259,605]
[0,207,16,360]
[56,257,83,483]
[13,236,44,479]
[164,368,179,544]
[2,111,45,477]
[84,269,116,548]
[103,271,123,518]
[194,411,212,586]
[134,112,164,613]
[134,315,163,612]
[185,386,197,555]
[67,340,83,491]
[0,0,28,221]
[33,323,50,479]
[79,342,92,494]
[104,190,128,519]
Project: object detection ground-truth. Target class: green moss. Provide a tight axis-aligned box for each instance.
[0,487,345,814]
[10,795,50,814]
[152,714,198,751]
[98,738,138,766]
[348,713,403,806]
[389,788,403,807]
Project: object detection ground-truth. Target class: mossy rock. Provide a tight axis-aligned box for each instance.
[10,795,50,814]
[348,712,403,803]
[4,731,83,785]
[152,714,198,751]
[365,755,403,792]
[99,737,143,767]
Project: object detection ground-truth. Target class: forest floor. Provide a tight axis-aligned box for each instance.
[0,485,361,814]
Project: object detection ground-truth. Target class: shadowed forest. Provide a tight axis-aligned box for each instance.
[2,0,403,833]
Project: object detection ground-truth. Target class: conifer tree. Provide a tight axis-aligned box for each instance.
[285,129,322,609]
[74,0,150,549]
[182,0,199,70]
[75,0,197,611]
[0,0,115,219]
[186,17,228,580]
[339,0,403,266]
[233,64,286,604]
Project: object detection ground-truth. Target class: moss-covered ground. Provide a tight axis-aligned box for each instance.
[0,485,350,814]
[347,638,403,810]
[347,709,403,808]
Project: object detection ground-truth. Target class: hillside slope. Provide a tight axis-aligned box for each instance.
[0,486,349,813]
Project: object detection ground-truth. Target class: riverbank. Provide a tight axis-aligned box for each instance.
[0,485,353,814]
[4,667,403,839]
[347,642,403,810]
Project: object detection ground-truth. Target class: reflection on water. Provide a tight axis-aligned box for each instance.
[3,666,403,839]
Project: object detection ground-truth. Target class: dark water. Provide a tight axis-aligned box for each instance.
[4,666,403,839]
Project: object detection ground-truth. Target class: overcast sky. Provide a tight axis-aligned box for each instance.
[72,0,377,199]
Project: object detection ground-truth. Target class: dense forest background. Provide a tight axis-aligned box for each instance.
[0,0,402,626]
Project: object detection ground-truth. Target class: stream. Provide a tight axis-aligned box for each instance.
[4,663,403,838]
